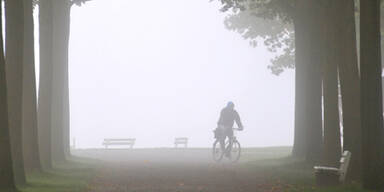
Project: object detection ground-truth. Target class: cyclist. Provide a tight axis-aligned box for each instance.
[216,101,244,157]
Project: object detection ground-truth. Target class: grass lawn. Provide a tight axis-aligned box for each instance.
[1,147,374,192]
[16,157,97,192]
[240,147,373,192]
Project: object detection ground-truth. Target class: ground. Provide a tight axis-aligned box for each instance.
[16,147,371,192]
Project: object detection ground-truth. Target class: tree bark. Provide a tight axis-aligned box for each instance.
[5,0,27,185]
[292,16,307,158]
[51,0,71,161]
[292,0,323,162]
[0,0,17,189]
[322,1,341,166]
[22,0,42,171]
[360,0,384,190]
[303,0,324,163]
[38,0,54,169]
[63,2,72,157]
[338,0,362,181]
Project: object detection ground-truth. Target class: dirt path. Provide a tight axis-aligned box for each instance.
[74,149,288,192]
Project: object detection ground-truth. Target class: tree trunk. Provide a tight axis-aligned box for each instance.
[0,0,17,189]
[62,3,72,157]
[303,0,324,163]
[292,14,307,158]
[292,1,323,162]
[360,0,384,190]
[338,0,362,181]
[322,1,341,165]
[51,0,71,162]
[22,0,42,171]
[38,0,54,170]
[5,0,27,186]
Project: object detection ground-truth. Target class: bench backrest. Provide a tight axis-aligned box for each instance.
[175,138,188,143]
[339,151,352,182]
[104,138,135,143]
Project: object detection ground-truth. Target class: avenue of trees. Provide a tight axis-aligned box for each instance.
[216,0,384,190]
[0,0,87,190]
[0,0,383,191]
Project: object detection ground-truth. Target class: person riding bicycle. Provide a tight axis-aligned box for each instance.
[216,101,243,157]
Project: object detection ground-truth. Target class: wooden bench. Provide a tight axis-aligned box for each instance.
[174,137,188,148]
[102,138,136,149]
[314,151,352,185]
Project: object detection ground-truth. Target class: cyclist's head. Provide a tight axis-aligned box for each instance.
[227,101,235,109]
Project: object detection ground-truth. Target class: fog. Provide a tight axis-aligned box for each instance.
[68,0,295,148]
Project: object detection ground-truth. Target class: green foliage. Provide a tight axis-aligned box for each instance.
[32,0,91,7]
[216,0,295,21]
[71,0,92,7]
[215,0,295,75]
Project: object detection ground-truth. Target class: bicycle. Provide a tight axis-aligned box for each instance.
[212,128,242,163]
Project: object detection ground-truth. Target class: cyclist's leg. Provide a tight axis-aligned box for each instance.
[217,128,226,152]
[219,137,225,152]
[226,129,234,156]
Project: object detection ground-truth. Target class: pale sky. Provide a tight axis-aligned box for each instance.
[65,0,295,148]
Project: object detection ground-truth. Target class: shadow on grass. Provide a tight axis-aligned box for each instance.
[18,156,100,192]
[0,188,20,192]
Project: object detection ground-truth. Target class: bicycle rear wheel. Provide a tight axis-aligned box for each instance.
[228,140,241,163]
[212,139,224,162]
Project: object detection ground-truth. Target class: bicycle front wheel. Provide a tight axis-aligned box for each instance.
[212,139,224,162]
[229,140,241,163]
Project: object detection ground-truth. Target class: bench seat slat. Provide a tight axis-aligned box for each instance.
[103,138,136,148]
[314,166,340,172]
[313,151,352,184]
[174,137,188,148]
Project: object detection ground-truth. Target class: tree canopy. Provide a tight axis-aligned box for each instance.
[216,0,296,75]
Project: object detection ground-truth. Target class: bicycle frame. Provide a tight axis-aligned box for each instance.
[224,128,241,150]
[231,128,241,141]
[212,128,242,163]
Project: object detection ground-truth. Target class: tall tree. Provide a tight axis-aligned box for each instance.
[38,0,54,169]
[322,0,341,166]
[51,0,71,162]
[50,0,90,161]
[338,0,362,181]
[360,0,384,190]
[23,0,42,171]
[5,0,27,185]
[291,9,307,158]
[300,0,323,163]
[40,0,89,165]
[217,0,362,167]
[0,0,17,189]
[217,0,325,160]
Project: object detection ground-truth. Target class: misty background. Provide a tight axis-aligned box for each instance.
[34,0,295,148]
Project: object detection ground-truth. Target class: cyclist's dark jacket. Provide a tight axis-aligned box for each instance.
[217,107,243,129]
